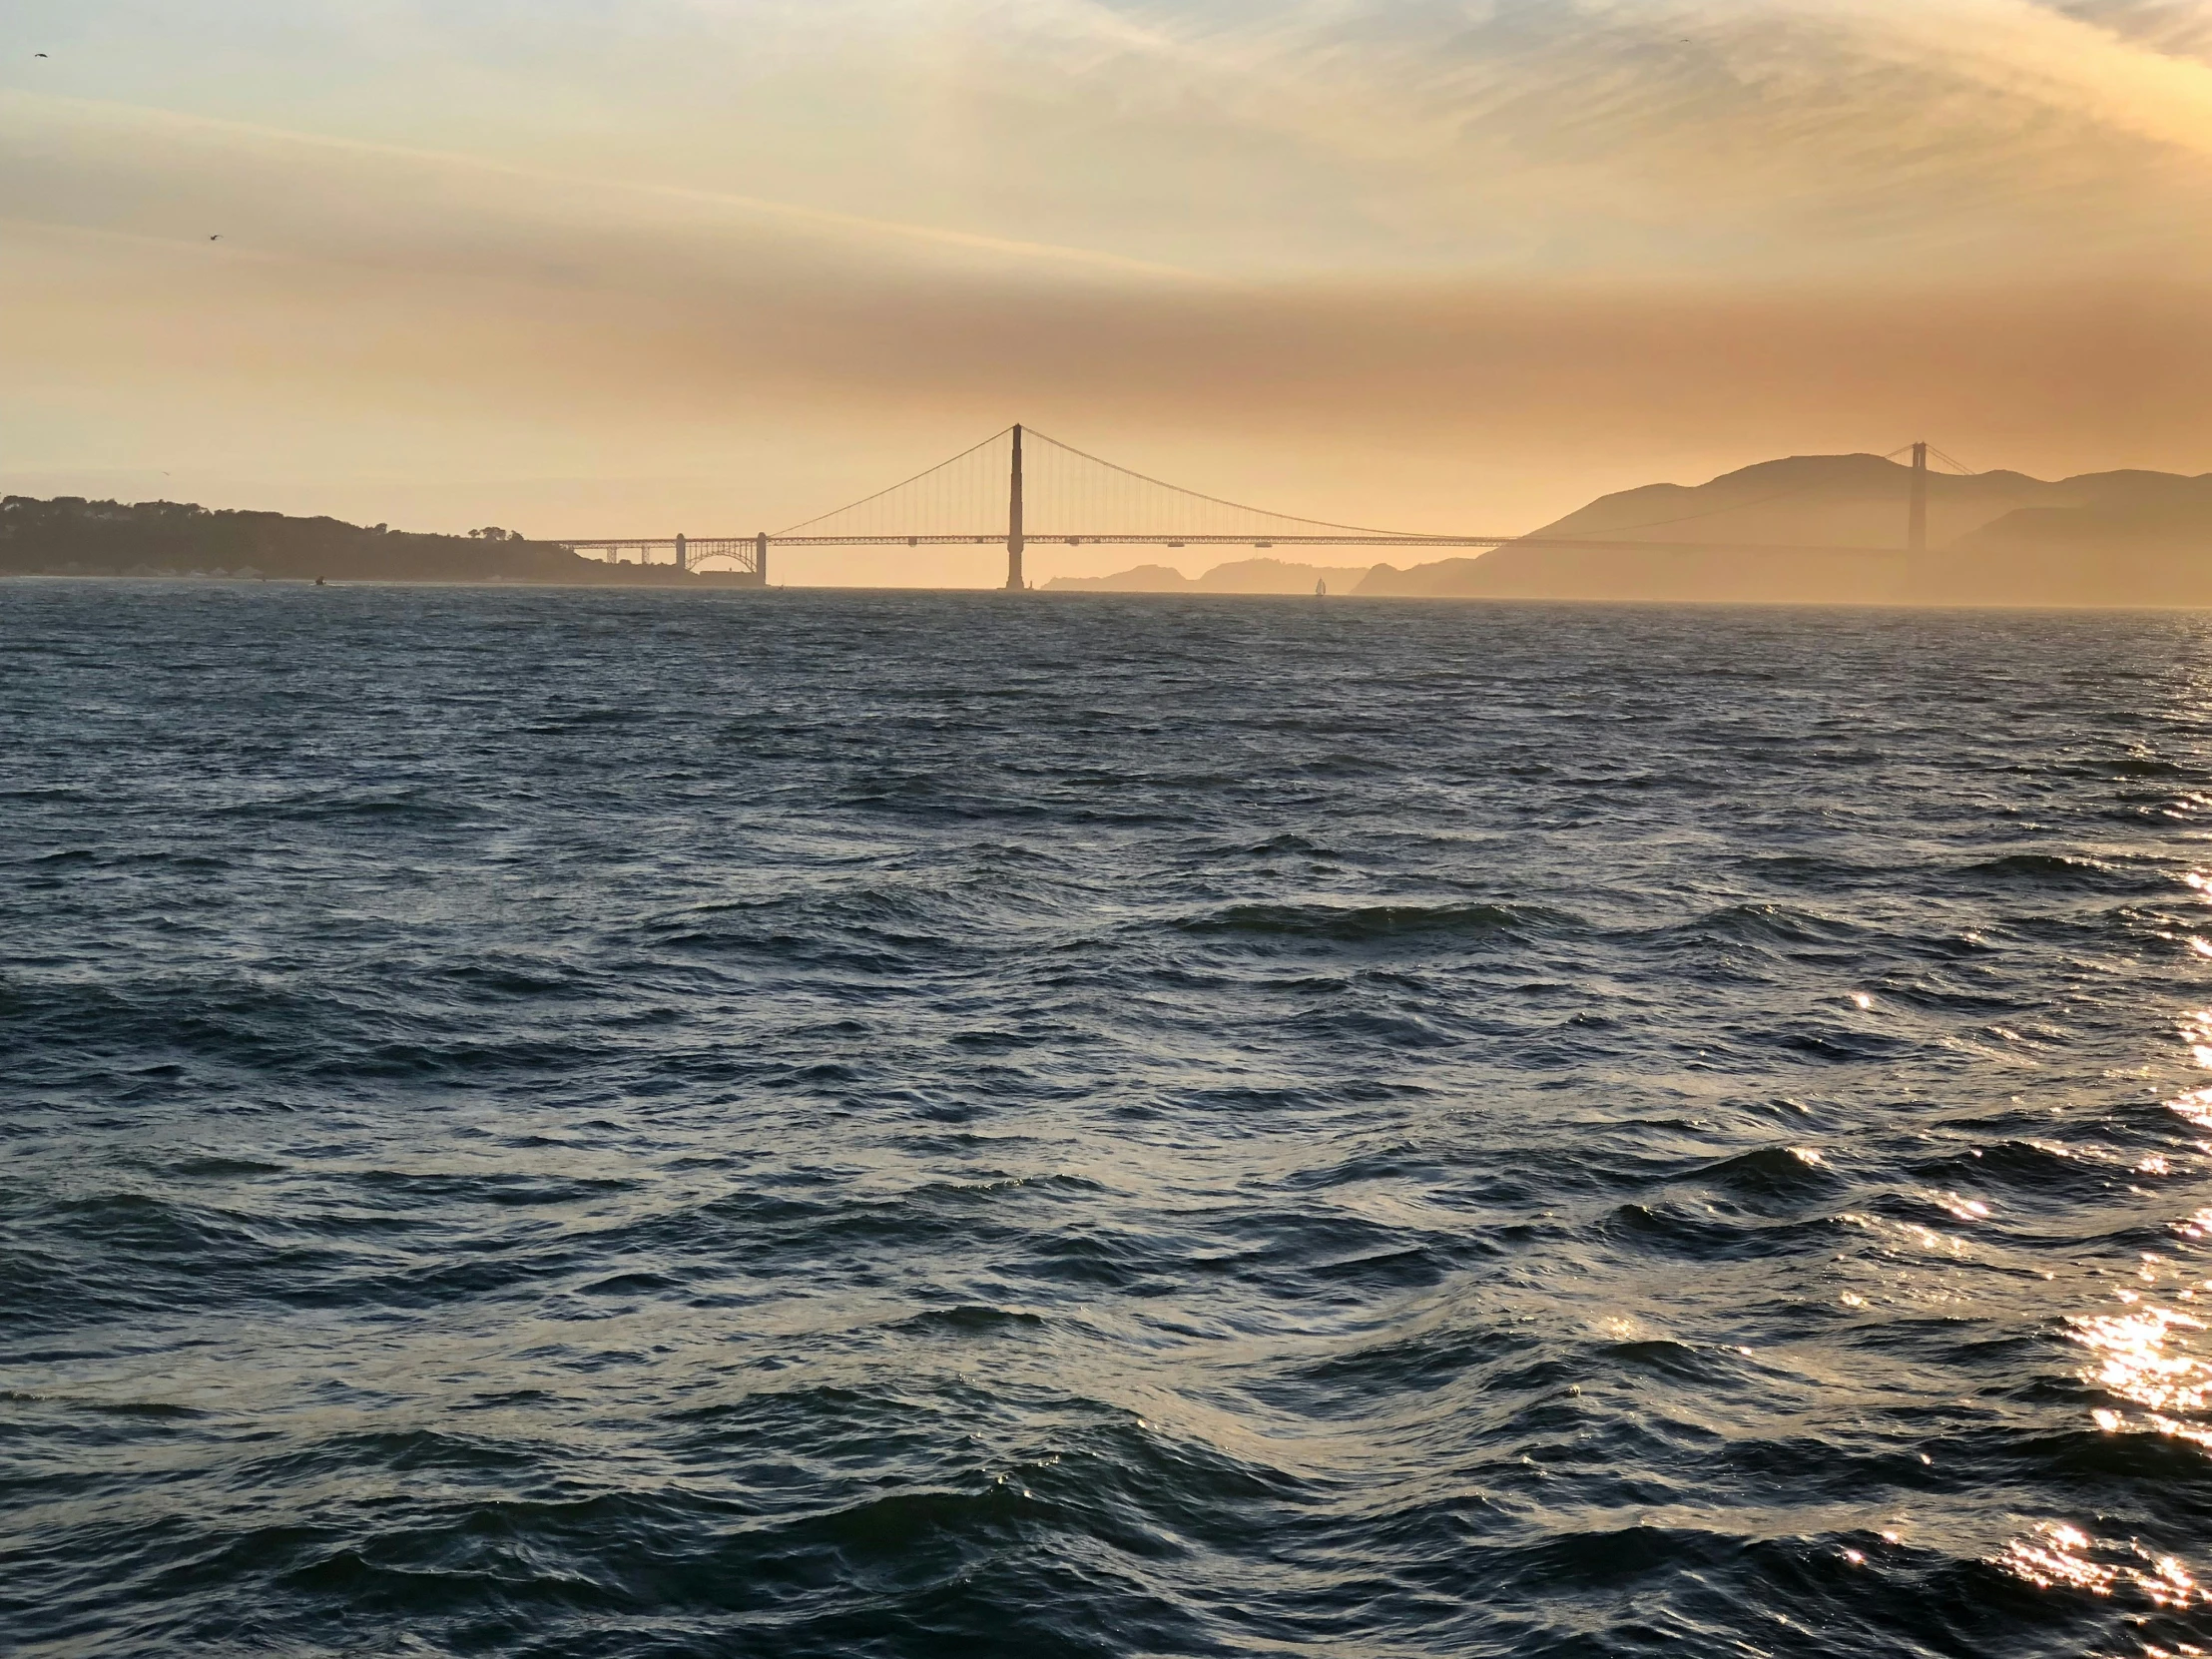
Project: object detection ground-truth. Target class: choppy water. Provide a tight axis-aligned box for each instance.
[7,583,2212,1657]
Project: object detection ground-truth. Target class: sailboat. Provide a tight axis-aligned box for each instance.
[1315,578,1328,597]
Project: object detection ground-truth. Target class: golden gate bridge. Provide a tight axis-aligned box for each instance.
[554,427,1958,589]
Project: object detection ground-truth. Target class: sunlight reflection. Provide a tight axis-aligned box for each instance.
[1999,1522,2203,1610]
[2170,1092,2212,1133]
[2010,1061,2212,1625]
[2179,1011,2212,1070]
[2067,1299,2211,1448]
[1930,1191,1990,1223]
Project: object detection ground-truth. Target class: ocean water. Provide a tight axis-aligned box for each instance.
[5,581,2212,1659]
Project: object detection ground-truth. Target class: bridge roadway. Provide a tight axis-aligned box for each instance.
[555,530,1919,580]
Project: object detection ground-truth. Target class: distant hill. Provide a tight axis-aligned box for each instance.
[1048,556,1378,595]
[1046,563,1192,592]
[0,496,744,585]
[1355,456,2212,606]
[1917,472,2212,607]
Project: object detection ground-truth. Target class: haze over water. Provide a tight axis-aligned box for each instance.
[7,583,2212,1656]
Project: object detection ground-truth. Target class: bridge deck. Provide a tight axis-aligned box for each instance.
[557,533,1914,555]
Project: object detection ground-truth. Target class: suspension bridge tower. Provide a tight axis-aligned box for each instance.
[1005,423,1026,591]
[1908,440,1928,554]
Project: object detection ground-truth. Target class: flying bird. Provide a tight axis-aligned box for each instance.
[209,235,221,241]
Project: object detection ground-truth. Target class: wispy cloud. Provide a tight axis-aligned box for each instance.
[0,91,1207,281]
[944,0,2212,273]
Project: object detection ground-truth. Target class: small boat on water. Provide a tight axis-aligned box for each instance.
[1315,578,1329,597]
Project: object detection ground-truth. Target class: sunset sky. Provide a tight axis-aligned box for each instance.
[7,0,2212,584]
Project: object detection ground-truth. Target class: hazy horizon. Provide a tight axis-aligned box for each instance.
[9,1,2212,585]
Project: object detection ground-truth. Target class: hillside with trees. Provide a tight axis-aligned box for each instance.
[0,497,701,585]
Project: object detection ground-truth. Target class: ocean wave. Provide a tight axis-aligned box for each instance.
[1178,899,1579,943]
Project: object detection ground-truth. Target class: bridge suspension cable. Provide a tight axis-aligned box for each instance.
[1020,427,1416,540]
[1885,441,1976,475]
[772,424,1426,545]
[776,427,1014,539]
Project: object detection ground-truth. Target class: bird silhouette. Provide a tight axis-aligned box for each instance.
[35,52,48,57]
[209,235,221,242]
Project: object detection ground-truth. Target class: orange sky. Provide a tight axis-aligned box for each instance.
[7,1,2212,584]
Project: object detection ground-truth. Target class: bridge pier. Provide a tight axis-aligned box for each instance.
[757,531,769,585]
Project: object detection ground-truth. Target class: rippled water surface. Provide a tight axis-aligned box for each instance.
[8,583,2212,1656]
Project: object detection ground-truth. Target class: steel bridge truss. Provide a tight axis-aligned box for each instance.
[556,535,766,578]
